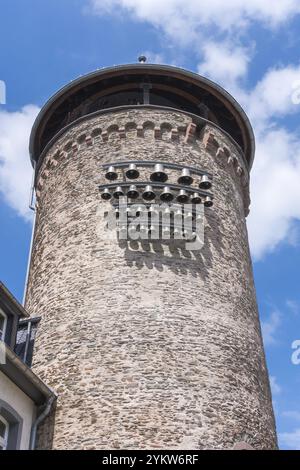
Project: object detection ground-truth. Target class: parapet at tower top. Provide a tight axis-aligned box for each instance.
[29,58,255,172]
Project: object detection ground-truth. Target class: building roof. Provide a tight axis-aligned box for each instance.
[0,282,56,405]
[29,63,255,172]
[0,343,56,405]
[0,282,29,319]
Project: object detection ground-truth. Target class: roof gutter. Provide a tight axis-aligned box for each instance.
[0,282,29,318]
[22,208,36,306]
[2,344,56,401]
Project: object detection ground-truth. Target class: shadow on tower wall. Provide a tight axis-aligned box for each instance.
[118,210,225,279]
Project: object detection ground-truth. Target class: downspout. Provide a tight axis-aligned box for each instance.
[23,164,37,306]
[23,165,56,450]
[29,394,56,450]
[29,162,36,211]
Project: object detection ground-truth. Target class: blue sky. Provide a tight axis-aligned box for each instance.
[1,0,300,449]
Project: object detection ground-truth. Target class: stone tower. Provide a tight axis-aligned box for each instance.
[25,63,277,450]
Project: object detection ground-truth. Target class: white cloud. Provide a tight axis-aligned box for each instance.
[269,375,281,395]
[247,127,300,259]
[1,2,299,261]
[279,428,300,449]
[87,1,300,260]
[247,64,300,125]
[87,0,300,89]
[0,105,39,221]
[197,42,252,87]
[195,60,300,260]
[286,300,300,315]
[87,1,300,84]
[139,51,167,65]
[203,62,300,260]
[89,1,300,40]
[282,411,300,420]
[261,310,281,346]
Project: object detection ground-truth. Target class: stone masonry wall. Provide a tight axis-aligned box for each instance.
[25,108,277,449]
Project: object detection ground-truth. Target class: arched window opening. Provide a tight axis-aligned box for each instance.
[0,401,23,450]
[0,415,9,450]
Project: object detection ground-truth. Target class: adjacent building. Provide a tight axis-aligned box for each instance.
[0,282,55,450]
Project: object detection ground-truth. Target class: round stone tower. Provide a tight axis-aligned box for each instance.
[25,62,277,450]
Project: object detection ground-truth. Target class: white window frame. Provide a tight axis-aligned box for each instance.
[0,309,7,341]
[0,415,9,450]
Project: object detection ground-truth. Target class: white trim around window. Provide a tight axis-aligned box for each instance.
[0,415,9,450]
[0,309,7,341]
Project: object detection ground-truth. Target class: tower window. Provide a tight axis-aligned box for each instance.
[0,415,9,450]
[0,309,7,342]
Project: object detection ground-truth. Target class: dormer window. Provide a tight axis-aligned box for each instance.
[0,309,7,342]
